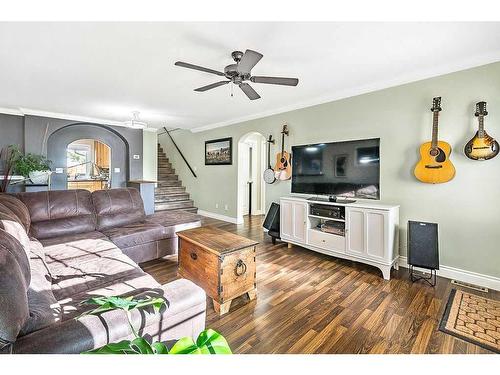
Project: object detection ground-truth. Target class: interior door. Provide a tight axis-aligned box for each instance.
[292,202,307,243]
[346,207,365,256]
[280,200,293,240]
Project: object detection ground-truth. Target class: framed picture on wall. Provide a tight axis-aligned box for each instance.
[205,137,233,165]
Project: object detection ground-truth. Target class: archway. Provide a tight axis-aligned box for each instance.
[237,132,267,223]
[47,123,129,190]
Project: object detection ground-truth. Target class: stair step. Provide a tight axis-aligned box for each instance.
[154,200,194,211]
[155,193,190,203]
[155,206,198,214]
[157,175,178,181]
[155,186,186,194]
[157,180,182,187]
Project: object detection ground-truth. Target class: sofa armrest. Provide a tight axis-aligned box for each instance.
[11,279,206,354]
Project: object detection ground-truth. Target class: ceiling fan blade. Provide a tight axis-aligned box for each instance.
[250,76,299,86]
[174,61,225,76]
[239,83,261,100]
[237,50,263,74]
[194,81,230,92]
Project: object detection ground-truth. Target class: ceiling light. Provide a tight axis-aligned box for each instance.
[124,111,147,129]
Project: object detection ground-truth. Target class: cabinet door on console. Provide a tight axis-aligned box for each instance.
[365,210,388,261]
[292,202,307,243]
[280,200,294,240]
[346,208,365,256]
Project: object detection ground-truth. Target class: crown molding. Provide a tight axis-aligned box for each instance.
[190,53,500,133]
[0,107,24,116]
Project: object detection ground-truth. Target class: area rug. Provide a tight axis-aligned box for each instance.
[439,289,500,353]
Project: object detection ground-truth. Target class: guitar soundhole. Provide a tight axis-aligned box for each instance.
[429,147,446,162]
[429,148,439,157]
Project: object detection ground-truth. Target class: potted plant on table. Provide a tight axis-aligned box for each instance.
[77,295,232,354]
[13,151,52,184]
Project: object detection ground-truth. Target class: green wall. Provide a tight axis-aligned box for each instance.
[142,130,157,182]
[160,62,500,278]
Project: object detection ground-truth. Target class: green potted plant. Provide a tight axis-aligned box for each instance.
[77,295,232,354]
[13,151,52,184]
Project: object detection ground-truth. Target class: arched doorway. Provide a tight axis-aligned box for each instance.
[67,139,111,192]
[237,132,267,223]
[47,123,129,190]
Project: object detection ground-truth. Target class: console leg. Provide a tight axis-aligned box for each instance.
[247,288,257,301]
[287,243,293,249]
[380,266,391,280]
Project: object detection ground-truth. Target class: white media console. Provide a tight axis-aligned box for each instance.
[279,196,400,280]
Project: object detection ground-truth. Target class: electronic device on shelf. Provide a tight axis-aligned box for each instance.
[310,204,345,220]
[292,138,380,200]
[307,196,356,204]
[318,221,345,236]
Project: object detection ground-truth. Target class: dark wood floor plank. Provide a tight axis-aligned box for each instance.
[141,215,498,354]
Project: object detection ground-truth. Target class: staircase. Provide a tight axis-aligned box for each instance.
[155,144,198,214]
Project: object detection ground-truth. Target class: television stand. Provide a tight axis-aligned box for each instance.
[307,196,356,204]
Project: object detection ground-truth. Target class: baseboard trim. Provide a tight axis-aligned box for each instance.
[398,256,500,291]
[197,210,243,224]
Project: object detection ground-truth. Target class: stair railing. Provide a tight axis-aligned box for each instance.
[159,127,197,178]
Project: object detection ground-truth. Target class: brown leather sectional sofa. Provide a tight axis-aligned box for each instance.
[0,188,206,354]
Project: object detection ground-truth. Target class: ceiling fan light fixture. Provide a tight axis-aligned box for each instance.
[124,111,147,129]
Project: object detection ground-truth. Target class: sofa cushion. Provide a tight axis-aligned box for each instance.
[40,231,122,276]
[20,240,61,336]
[17,190,96,239]
[48,248,140,300]
[0,194,31,232]
[0,210,31,255]
[92,188,145,231]
[0,229,30,348]
[101,222,165,249]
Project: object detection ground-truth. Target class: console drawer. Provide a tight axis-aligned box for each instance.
[307,229,345,252]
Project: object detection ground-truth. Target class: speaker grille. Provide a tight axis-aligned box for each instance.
[407,221,439,270]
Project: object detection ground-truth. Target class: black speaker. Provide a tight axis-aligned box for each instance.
[407,221,439,285]
[263,202,280,244]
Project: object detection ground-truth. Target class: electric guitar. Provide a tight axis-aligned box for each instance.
[414,97,456,184]
[464,101,499,161]
[274,124,292,180]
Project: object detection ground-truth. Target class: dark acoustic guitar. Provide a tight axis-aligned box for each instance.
[464,101,499,161]
[414,97,456,184]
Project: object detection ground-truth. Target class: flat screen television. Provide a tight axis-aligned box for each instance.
[291,138,380,200]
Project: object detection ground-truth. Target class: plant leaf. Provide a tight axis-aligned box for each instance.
[196,329,232,354]
[169,337,201,354]
[130,337,154,354]
[84,340,139,354]
[151,341,169,354]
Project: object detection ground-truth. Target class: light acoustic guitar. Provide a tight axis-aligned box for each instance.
[274,124,292,181]
[414,97,456,184]
[464,101,499,161]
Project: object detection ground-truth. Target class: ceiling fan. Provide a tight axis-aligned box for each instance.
[174,49,299,100]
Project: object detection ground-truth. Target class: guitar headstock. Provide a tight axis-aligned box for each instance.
[431,97,442,112]
[281,123,289,136]
[475,101,488,117]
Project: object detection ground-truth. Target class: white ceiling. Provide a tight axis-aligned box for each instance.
[1,22,500,131]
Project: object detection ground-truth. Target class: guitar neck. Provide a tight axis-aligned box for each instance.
[431,111,439,149]
[478,115,485,137]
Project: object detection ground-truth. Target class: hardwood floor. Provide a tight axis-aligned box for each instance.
[141,215,499,354]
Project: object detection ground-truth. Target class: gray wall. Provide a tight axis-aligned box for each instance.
[0,114,143,185]
[0,113,24,155]
[160,61,500,279]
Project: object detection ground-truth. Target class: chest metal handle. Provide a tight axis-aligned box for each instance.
[235,259,247,276]
[190,252,198,260]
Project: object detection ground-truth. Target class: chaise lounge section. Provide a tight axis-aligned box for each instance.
[0,188,205,354]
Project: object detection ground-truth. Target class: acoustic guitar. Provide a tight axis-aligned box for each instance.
[414,97,456,184]
[464,101,499,161]
[274,124,292,181]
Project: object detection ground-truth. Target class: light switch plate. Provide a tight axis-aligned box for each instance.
[133,154,140,160]
[114,168,120,173]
